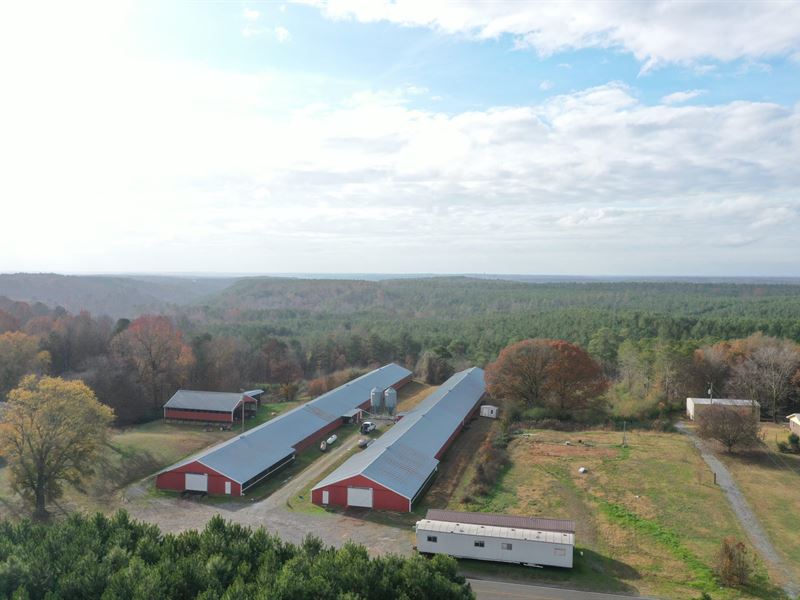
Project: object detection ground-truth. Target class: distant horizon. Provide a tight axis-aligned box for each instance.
[3,271,800,284]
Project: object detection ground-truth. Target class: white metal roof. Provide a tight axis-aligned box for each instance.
[164,390,248,412]
[160,363,412,485]
[416,519,575,546]
[313,367,485,500]
[687,397,759,407]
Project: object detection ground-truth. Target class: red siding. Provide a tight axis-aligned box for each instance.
[312,474,409,511]
[155,461,242,496]
[164,408,232,423]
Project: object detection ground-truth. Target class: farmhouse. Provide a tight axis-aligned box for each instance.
[163,390,258,424]
[686,397,760,421]
[156,363,412,496]
[311,367,485,512]
[787,413,800,436]
[415,509,575,568]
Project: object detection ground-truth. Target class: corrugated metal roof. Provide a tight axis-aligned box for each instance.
[425,509,575,534]
[164,390,247,412]
[687,397,759,407]
[160,363,412,485]
[313,367,485,500]
[416,519,575,546]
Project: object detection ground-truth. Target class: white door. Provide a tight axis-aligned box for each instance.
[225,481,232,495]
[322,490,329,504]
[347,486,373,508]
[185,473,208,492]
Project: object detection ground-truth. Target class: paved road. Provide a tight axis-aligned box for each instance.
[468,579,652,600]
[677,422,799,598]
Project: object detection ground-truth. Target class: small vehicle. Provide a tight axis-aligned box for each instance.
[360,421,376,434]
[358,438,369,448]
[326,434,338,445]
[319,440,328,452]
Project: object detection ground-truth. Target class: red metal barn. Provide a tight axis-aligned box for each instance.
[156,363,412,496]
[163,390,257,424]
[312,367,485,512]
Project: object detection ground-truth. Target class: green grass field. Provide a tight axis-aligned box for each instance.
[715,423,800,584]
[448,428,787,600]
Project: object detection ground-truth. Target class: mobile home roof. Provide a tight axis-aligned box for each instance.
[416,519,575,546]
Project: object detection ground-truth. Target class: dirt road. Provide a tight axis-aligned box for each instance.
[124,435,413,555]
[678,422,799,598]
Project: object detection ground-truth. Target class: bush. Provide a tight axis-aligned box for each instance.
[715,536,752,587]
[789,432,800,450]
[777,441,791,453]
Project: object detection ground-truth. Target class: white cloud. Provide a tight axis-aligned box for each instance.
[274,26,291,43]
[662,89,706,104]
[243,8,261,22]
[305,1,800,69]
[539,80,554,91]
[0,3,798,274]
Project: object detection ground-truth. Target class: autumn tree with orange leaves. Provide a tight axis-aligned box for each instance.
[111,315,194,411]
[486,339,608,416]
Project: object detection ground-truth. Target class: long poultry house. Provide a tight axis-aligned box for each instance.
[156,363,412,496]
[311,367,486,512]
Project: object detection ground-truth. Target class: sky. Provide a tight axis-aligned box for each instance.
[1,1,799,276]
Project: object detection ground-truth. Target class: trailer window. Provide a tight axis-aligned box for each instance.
[426,536,437,543]
[554,548,566,556]
[501,543,512,550]
[474,540,485,548]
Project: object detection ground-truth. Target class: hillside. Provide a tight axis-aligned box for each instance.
[0,273,237,318]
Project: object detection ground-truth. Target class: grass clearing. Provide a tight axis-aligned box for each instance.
[0,400,301,516]
[714,422,800,584]
[445,428,785,600]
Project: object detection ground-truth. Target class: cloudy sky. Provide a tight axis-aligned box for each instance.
[1,1,799,276]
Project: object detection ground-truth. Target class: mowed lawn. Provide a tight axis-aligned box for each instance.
[449,428,785,600]
[0,400,299,516]
[715,422,800,584]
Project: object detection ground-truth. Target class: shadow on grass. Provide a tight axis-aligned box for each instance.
[458,548,641,595]
[90,444,164,499]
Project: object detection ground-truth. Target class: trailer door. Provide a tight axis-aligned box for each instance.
[347,486,373,508]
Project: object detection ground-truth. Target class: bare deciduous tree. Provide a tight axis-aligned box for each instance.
[697,405,760,453]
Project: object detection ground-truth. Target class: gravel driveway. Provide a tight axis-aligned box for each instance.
[677,422,799,598]
[124,435,414,556]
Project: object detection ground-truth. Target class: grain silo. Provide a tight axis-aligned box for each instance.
[384,387,397,414]
[370,387,383,412]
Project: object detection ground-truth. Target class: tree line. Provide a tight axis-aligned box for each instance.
[0,511,472,599]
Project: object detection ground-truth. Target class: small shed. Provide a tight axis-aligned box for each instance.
[163,390,256,424]
[787,413,800,436]
[480,405,499,419]
[686,397,760,421]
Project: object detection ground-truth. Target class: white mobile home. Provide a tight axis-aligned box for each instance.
[415,510,574,568]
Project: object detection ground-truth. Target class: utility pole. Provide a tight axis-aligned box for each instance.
[242,397,245,433]
[708,382,714,404]
[622,420,627,447]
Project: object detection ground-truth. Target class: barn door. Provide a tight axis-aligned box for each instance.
[347,486,373,508]
[322,490,330,504]
[185,473,208,492]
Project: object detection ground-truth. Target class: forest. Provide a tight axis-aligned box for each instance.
[0,276,799,425]
[0,511,471,599]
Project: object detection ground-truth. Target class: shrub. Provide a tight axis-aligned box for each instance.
[789,432,800,451]
[777,441,791,453]
[715,536,751,587]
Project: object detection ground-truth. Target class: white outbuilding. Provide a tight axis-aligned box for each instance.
[686,397,760,421]
[480,405,499,419]
[415,509,574,568]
